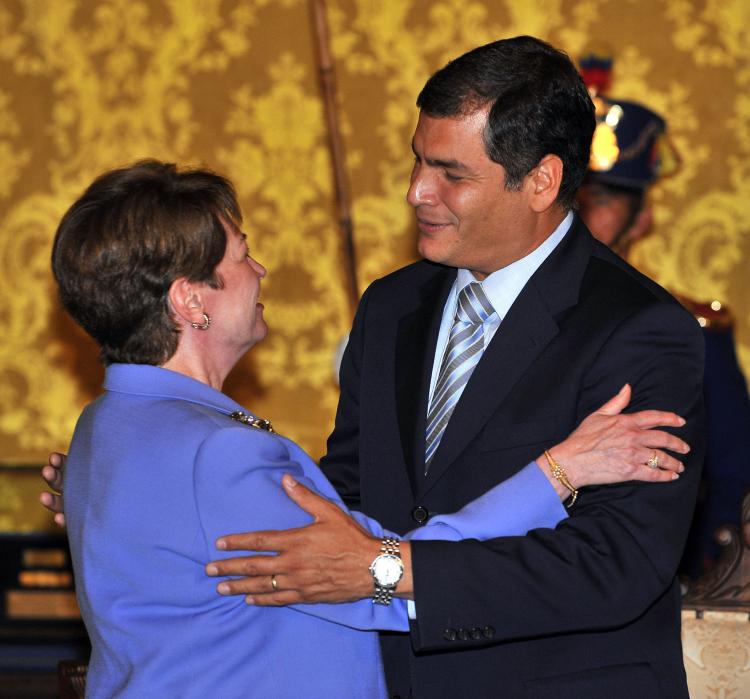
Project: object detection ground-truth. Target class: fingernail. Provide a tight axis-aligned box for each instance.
[217,583,230,595]
[672,473,680,480]
[283,474,298,489]
[245,596,255,605]
[679,464,685,473]
[206,564,218,576]
[678,418,686,426]
[216,539,226,550]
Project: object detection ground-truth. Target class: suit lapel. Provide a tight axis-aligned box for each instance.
[395,267,455,492]
[418,217,594,497]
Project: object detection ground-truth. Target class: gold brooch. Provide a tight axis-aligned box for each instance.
[229,410,275,433]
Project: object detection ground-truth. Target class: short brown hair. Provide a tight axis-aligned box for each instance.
[52,160,241,365]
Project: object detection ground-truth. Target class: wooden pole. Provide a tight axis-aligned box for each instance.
[310,0,360,317]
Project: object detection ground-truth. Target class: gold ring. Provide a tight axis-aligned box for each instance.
[271,574,278,591]
[646,453,660,470]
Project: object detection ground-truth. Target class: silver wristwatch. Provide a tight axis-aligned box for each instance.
[369,537,404,605]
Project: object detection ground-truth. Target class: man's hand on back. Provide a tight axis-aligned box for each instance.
[40,452,66,527]
[205,474,413,605]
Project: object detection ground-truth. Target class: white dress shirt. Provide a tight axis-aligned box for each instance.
[428,211,574,401]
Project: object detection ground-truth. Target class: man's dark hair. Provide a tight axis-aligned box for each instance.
[52,160,241,365]
[417,35,595,209]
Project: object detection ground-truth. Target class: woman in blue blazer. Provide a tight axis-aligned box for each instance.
[50,160,686,698]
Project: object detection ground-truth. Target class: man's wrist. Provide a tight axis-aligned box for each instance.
[370,537,404,605]
[394,541,414,600]
[365,538,415,603]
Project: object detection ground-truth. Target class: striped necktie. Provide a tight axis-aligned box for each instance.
[425,282,496,473]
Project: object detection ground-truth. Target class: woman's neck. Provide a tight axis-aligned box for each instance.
[161,347,232,391]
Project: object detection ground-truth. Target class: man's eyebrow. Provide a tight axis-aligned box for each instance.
[411,144,471,172]
[428,157,470,171]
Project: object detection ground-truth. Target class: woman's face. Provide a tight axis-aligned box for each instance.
[203,218,268,354]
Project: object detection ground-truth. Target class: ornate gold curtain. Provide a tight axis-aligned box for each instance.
[1,0,748,531]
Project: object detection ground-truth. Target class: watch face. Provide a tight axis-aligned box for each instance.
[371,554,404,586]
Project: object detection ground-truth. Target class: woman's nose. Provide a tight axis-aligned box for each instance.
[248,256,266,278]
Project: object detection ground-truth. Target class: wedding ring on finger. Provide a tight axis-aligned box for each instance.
[271,574,278,592]
[646,453,660,470]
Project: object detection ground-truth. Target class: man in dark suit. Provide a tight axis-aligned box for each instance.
[209,36,704,698]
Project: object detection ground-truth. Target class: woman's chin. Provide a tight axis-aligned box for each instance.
[249,319,269,347]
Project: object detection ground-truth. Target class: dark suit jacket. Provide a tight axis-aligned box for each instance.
[321,216,705,699]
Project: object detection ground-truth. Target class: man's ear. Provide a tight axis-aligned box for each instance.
[527,154,563,212]
[168,278,206,327]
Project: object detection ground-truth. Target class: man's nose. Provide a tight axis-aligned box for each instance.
[406,167,436,207]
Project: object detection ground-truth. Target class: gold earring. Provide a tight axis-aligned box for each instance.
[191,313,211,330]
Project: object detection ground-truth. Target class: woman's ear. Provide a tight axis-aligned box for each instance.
[168,278,206,327]
[527,154,564,212]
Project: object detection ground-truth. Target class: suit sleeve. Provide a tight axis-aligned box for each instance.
[194,426,566,632]
[318,284,374,510]
[409,300,705,650]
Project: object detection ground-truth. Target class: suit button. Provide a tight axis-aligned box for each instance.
[411,506,429,524]
[443,628,457,641]
[470,626,482,640]
[457,628,469,641]
[482,625,495,639]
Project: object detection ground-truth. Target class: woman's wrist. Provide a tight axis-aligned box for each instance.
[535,453,571,502]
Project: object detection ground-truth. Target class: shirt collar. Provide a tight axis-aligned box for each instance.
[456,210,573,320]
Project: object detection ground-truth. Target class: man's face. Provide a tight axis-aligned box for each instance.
[406,109,542,279]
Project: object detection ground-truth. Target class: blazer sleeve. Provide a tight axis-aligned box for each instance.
[194,426,566,632]
[409,300,705,651]
[371,462,566,543]
[193,425,411,632]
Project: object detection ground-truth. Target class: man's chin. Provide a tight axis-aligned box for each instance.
[417,238,452,267]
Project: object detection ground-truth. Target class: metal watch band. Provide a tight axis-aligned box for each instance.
[381,537,400,556]
[372,586,395,605]
[371,537,402,606]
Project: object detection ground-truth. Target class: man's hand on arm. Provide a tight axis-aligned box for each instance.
[206,474,414,606]
[39,452,66,527]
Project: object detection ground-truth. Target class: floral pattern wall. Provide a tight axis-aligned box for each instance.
[1,0,748,530]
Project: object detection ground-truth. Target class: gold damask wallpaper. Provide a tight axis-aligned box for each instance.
[1,0,748,531]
